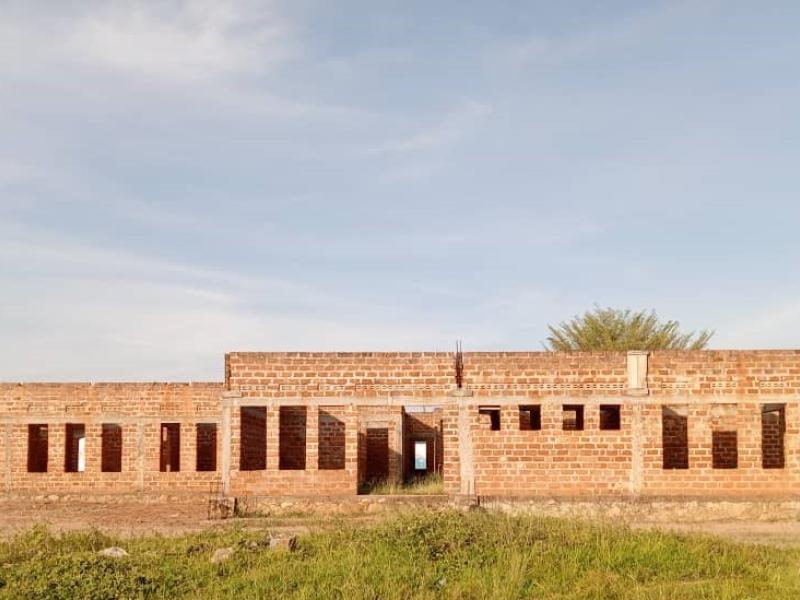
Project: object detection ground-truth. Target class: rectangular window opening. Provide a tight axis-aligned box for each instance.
[519,405,541,431]
[160,423,181,472]
[196,423,217,472]
[101,423,122,473]
[599,405,621,430]
[662,406,689,469]
[712,430,738,469]
[279,406,307,470]
[478,406,501,431]
[64,423,86,473]
[562,405,584,431]
[240,406,266,471]
[27,424,48,473]
[761,404,785,469]
[318,409,345,470]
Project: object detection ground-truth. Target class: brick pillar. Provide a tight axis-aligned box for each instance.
[135,420,145,491]
[690,404,712,469]
[3,423,11,493]
[541,402,560,432]
[500,404,516,432]
[50,423,65,475]
[221,395,233,493]
[266,405,279,471]
[785,402,798,471]
[736,402,759,470]
[85,423,100,474]
[345,404,358,493]
[391,410,403,484]
[442,403,460,494]
[306,405,319,471]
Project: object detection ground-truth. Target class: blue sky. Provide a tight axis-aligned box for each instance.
[2,0,800,380]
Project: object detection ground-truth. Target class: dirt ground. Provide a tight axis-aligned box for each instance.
[2,501,800,547]
[630,520,800,548]
[0,501,216,538]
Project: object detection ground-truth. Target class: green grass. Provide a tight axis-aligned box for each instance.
[0,511,798,599]
[361,473,445,495]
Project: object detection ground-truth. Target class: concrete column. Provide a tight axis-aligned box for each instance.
[457,403,475,495]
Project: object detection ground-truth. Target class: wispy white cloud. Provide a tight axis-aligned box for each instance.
[2,0,297,81]
[0,224,472,379]
[1,0,799,380]
[367,100,493,155]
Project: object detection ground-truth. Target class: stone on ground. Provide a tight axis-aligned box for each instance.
[98,547,128,558]
[269,535,297,551]
[211,547,236,564]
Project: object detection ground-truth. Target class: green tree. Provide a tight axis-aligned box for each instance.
[545,306,713,351]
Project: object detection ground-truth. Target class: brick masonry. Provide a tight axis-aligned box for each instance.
[3,350,800,499]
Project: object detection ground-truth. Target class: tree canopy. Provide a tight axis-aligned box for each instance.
[545,307,713,352]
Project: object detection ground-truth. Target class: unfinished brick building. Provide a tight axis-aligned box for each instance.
[2,350,800,501]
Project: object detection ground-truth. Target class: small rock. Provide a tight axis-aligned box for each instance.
[269,535,297,552]
[98,547,128,558]
[211,547,236,564]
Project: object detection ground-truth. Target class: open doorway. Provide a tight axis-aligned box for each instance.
[364,427,389,482]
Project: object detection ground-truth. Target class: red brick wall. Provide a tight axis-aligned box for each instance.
[226,351,628,399]
[443,402,633,496]
[318,409,346,470]
[647,350,800,396]
[228,403,358,496]
[278,407,307,470]
[0,383,223,497]
[638,401,800,497]
[6,350,800,500]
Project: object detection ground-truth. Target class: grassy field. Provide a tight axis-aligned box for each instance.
[0,510,798,599]
[360,473,445,495]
